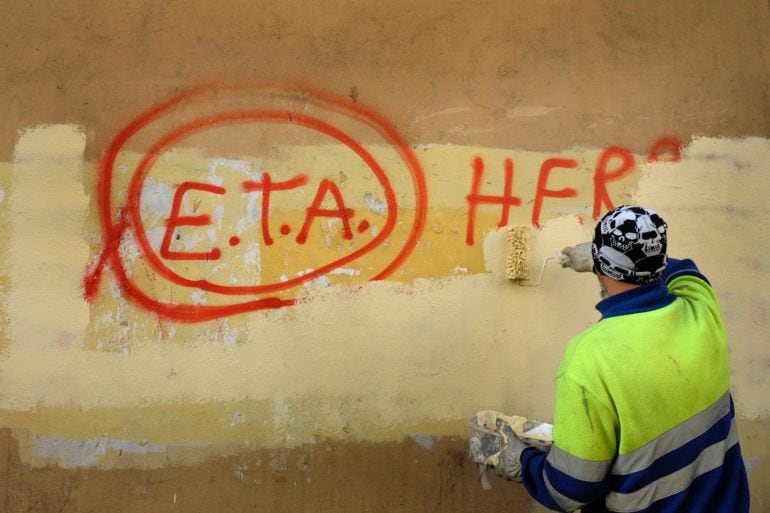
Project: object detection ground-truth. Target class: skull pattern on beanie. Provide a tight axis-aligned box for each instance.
[592,205,668,284]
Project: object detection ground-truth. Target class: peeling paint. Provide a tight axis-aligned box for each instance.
[329,268,361,277]
[32,435,167,467]
[140,180,175,221]
[364,192,387,215]
[409,433,435,451]
[191,289,206,305]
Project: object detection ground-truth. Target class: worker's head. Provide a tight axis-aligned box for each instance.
[592,205,668,286]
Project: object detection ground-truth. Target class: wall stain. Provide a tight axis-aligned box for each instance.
[0,429,534,513]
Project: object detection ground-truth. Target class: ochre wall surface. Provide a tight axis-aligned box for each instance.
[1,1,769,511]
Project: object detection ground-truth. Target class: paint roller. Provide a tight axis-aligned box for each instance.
[505,226,570,286]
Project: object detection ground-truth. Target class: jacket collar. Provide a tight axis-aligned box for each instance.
[596,282,676,320]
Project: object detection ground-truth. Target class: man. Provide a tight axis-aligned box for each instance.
[492,205,750,512]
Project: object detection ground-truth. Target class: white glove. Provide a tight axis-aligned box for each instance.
[558,242,593,272]
[488,424,529,482]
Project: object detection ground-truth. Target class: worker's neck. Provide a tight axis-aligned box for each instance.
[598,274,640,297]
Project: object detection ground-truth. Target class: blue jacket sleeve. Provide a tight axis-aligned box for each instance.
[520,449,568,512]
[663,258,709,285]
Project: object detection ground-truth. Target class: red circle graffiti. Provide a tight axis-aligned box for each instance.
[126,111,399,295]
[84,83,428,322]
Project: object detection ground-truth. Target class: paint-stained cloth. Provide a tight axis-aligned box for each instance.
[520,258,750,512]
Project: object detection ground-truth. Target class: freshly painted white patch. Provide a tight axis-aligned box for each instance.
[451,266,469,274]
[482,226,509,277]
[483,217,589,280]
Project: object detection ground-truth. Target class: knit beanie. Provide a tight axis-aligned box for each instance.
[592,205,668,284]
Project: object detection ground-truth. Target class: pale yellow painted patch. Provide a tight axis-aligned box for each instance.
[0,162,11,352]
[0,134,767,473]
[7,125,89,352]
[633,137,770,419]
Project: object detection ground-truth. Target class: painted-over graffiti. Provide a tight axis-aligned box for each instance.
[83,83,683,322]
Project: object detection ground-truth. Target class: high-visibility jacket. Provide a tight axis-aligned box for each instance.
[520,258,749,512]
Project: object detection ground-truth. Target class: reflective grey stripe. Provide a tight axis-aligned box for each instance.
[544,470,587,512]
[605,420,739,513]
[547,445,613,482]
[613,391,731,475]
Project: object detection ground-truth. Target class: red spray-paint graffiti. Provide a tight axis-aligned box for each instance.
[465,136,683,243]
[465,157,521,245]
[84,83,681,320]
[240,173,309,246]
[83,83,428,322]
[647,136,683,163]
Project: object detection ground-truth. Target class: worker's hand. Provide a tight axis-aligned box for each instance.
[559,242,593,272]
[488,424,529,482]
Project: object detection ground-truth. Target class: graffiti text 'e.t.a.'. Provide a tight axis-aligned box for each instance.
[84,84,428,322]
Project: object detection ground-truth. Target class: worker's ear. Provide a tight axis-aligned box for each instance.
[597,274,610,299]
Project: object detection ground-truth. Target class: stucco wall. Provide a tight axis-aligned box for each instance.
[1,1,769,511]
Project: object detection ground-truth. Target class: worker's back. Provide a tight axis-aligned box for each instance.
[521,258,750,512]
